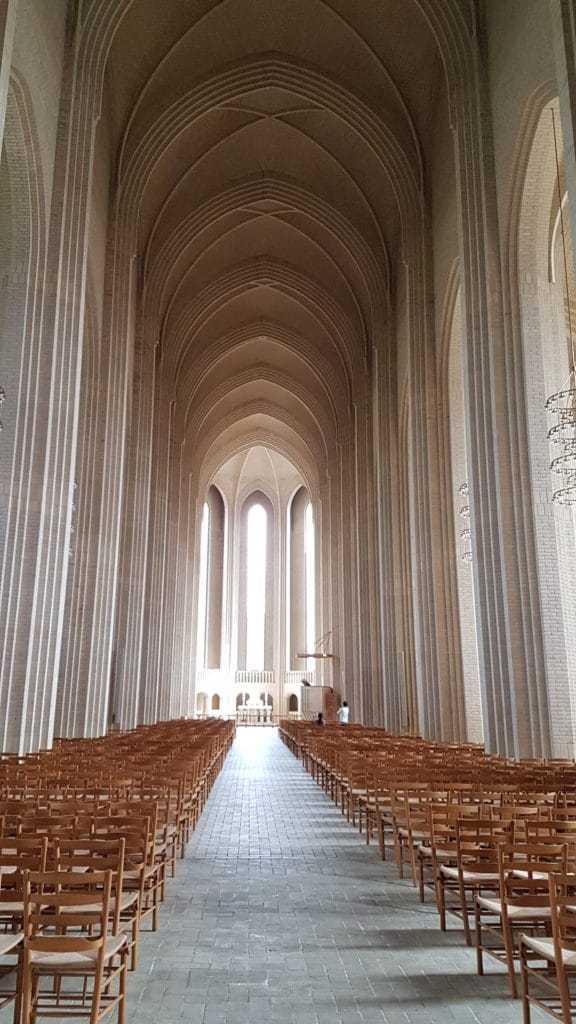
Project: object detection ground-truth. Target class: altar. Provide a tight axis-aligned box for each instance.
[236,700,273,725]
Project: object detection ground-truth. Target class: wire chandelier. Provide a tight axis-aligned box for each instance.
[458,482,472,563]
[546,108,576,506]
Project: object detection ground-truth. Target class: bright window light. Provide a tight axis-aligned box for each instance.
[305,502,315,672]
[246,503,267,669]
[196,501,210,669]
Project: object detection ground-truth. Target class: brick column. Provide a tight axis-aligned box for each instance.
[406,232,451,742]
[113,308,156,729]
[0,0,132,752]
[0,0,18,153]
[451,30,551,756]
[551,0,576,253]
[354,385,385,727]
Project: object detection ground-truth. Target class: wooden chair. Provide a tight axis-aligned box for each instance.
[436,817,509,945]
[107,799,170,894]
[358,771,392,851]
[390,788,433,885]
[475,841,569,997]
[0,836,49,934]
[20,869,128,1024]
[520,871,576,1024]
[341,759,369,826]
[417,803,481,905]
[93,815,162,960]
[54,836,141,972]
[0,867,23,1022]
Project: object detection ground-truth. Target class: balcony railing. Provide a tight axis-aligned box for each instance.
[234,670,274,686]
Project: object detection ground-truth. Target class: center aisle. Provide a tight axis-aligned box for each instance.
[129,728,517,1024]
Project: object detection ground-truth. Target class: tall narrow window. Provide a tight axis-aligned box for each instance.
[196,502,210,669]
[246,504,267,669]
[305,502,315,673]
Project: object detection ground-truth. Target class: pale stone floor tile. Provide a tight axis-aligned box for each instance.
[2,728,527,1022]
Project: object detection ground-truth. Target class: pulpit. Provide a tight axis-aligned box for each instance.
[300,685,338,723]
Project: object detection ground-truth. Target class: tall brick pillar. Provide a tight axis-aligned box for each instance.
[552,0,576,256]
[0,0,17,152]
[450,15,551,756]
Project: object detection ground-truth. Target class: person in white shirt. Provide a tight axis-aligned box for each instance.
[336,701,349,724]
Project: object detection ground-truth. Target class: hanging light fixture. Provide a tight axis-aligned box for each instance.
[458,482,473,564]
[546,108,576,505]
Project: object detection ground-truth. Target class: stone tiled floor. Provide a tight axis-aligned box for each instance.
[4,729,523,1023]
[123,728,521,1024]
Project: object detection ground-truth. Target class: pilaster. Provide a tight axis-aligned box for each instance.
[451,18,551,756]
[0,2,132,752]
[0,0,17,152]
[551,0,576,254]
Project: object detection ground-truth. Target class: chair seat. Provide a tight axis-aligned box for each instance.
[477,896,552,920]
[440,866,498,882]
[62,892,138,915]
[30,932,128,968]
[124,865,158,881]
[513,869,552,881]
[521,933,576,966]
[0,932,23,956]
[418,844,451,860]
[0,901,24,915]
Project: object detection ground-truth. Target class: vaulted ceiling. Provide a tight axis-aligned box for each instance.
[103,0,444,491]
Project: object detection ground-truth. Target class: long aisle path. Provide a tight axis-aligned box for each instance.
[128,729,516,1024]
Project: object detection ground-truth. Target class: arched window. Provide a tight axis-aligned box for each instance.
[236,691,249,708]
[194,486,225,686]
[304,501,315,673]
[195,502,210,669]
[288,693,299,713]
[246,503,267,669]
[211,694,220,710]
[289,488,315,672]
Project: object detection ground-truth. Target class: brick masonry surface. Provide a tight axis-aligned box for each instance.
[2,728,521,1024]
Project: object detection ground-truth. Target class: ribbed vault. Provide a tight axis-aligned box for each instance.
[99,0,447,496]
[95,0,459,724]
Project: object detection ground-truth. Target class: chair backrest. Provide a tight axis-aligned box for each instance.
[19,815,79,840]
[0,835,49,896]
[522,818,576,845]
[497,841,569,908]
[91,815,153,889]
[548,871,576,955]
[22,868,111,959]
[53,837,126,934]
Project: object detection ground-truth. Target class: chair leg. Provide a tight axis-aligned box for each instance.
[12,955,24,1024]
[519,940,531,1024]
[19,958,31,1024]
[118,950,127,1024]
[418,854,425,903]
[131,917,140,971]
[437,877,447,931]
[458,879,472,946]
[557,958,572,1024]
[501,912,518,998]
[474,900,484,975]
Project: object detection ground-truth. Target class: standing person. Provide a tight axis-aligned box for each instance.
[336,701,349,724]
[315,712,325,726]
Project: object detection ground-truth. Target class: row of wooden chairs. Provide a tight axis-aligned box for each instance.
[0,716,235,1024]
[280,720,576,1023]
